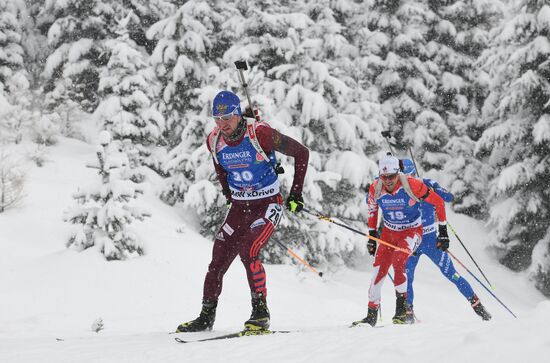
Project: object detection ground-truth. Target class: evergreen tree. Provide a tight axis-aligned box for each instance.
[148,0,239,207]
[355,0,447,171]
[0,0,25,89]
[0,0,31,144]
[148,0,224,148]
[0,147,25,213]
[117,0,176,55]
[442,111,490,218]
[64,131,150,260]
[96,12,165,179]
[477,0,550,296]
[40,0,117,113]
[20,0,62,147]
[427,0,503,217]
[258,0,383,264]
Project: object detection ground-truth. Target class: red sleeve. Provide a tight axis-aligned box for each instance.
[367,182,379,230]
[205,134,231,202]
[256,124,309,195]
[408,177,447,223]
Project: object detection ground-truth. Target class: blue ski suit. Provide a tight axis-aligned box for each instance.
[405,179,475,307]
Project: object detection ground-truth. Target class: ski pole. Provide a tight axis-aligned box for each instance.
[447,250,517,318]
[407,146,421,178]
[447,223,495,289]
[272,238,323,278]
[234,60,284,175]
[399,135,495,289]
[302,208,413,256]
[234,60,260,121]
[381,130,397,155]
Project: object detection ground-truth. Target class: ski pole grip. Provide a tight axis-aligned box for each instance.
[234,60,248,70]
[234,60,254,108]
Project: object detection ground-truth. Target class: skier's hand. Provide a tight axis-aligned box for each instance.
[368,230,379,256]
[436,224,450,251]
[243,107,261,122]
[286,193,304,213]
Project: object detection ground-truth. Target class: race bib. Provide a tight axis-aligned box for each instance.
[265,203,283,227]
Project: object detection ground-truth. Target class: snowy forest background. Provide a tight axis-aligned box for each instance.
[0,0,549,297]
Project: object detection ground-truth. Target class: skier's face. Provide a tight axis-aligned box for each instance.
[215,114,241,137]
[380,173,399,192]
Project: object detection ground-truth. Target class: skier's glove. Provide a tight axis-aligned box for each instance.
[436,224,450,251]
[368,230,379,256]
[286,193,304,213]
[243,107,261,122]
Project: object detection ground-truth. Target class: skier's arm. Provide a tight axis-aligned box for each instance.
[212,160,231,202]
[206,136,231,202]
[366,182,379,231]
[424,179,454,202]
[409,177,447,224]
[257,126,309,195]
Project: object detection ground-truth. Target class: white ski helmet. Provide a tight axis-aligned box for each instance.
[378,154,400,175]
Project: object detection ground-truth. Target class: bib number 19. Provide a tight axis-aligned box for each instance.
[388,211,405,220]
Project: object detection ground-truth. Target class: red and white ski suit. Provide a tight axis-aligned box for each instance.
[366,176,446,309]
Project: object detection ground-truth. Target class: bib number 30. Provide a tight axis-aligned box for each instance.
[232,170,253,182]
[265,203,283,227]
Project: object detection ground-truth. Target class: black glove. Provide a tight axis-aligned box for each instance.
[436,224,450,251]
[367,230,379,256]
[243,107,254,118]
[243,107,261,122]
[286,193,304,213]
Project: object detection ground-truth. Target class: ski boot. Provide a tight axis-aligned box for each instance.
[176,299,217,332]
[352,306,378,327]
[405,304,416,324]
[392,292,409,324]
[469,294,492,321]
[244,292,270,331]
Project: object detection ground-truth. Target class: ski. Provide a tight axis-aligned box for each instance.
[349,322,385,329]
[174,329,292,343]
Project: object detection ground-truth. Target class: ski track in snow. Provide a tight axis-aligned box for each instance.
[1,138,549,363]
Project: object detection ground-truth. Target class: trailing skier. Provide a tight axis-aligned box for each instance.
[176,90,309,333]
[401,159,491,322]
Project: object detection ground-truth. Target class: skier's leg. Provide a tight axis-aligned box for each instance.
[351,228,397,327]
[368,229,395,309]
[405,247,422,307]
[393,228,421,295]
[239,201,283,297]
[423,233,474,300]
[391,227,421,323]
[422,234,491,320]
[238,200,283,330]
[202,207,242,301]
[239,219,275,297]
[177,207,242,332]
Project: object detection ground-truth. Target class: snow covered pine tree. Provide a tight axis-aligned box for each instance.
[64,131,150,260]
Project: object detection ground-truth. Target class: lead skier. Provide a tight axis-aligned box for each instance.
[176,90,309,332]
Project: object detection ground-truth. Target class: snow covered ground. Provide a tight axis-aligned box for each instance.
[1,137,549,363]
